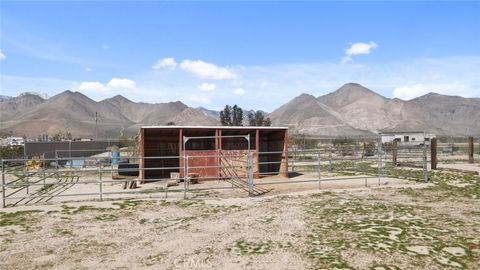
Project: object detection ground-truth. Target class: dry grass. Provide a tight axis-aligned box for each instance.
[0,170,479,269]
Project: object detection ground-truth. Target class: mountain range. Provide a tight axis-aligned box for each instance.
[269,83,480,136]
[1,83,479,138]
[0,91,216,138]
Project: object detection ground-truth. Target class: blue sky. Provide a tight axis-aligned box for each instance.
[1,1,479,111]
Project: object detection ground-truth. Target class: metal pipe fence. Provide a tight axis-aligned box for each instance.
[1,141,430,207]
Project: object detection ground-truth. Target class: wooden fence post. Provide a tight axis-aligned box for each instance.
[430,138,437,170]
[468,137,474,164]
[392,140,398,166]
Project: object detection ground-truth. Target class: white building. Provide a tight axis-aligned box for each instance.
[0,137,25,146]
[380,132,435,144]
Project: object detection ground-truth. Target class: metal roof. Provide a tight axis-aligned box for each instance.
[140,125,288,130]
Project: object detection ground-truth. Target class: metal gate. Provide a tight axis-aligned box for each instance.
[182,134,255,198]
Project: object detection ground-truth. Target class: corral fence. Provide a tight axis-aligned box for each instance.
[433,136,480,164]
[0,135,443,208]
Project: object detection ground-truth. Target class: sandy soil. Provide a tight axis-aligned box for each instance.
[2,170,422,207]
[437,162,480,174]
[1,169,479,269]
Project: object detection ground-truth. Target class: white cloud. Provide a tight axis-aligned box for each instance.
[343,41,378,63]
[106,78,136,90]
[153,57,177,70]
[0,50,6,61]
[198,83,216,92]
[180,59,236,80]
[232,88,246,95]
[78,81,109,93]
[188,95,211,104]
[393,82,472,100]
[3,56,479,111]
[393,84,429,100]
[78,78,136,94]
[85,67,92,72]
[102,44,110,49]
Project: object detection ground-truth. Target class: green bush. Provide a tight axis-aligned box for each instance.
[0,145,24,159]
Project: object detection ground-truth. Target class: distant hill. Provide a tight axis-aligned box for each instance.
[168,107,219,126]
[197,107,220,120]
[0,91,213,138]
[0,93,46,121]
[1,84,479,138]
[269,83,480,136]
[0,95,12,102]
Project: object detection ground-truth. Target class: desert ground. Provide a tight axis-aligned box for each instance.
[1,166,479,270]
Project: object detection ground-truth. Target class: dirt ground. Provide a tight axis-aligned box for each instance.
[1,168,479,269]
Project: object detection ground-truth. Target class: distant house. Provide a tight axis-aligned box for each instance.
[380,132,435,144]
[0,137,25,146]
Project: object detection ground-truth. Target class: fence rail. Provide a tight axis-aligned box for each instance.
[1,141,433,208]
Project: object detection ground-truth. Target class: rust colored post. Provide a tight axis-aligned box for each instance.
[254,129,260,178]
[281,129,289,178]
[430,138,437,170]
[215,129,219,179]
[218,129,222,179]
[179,128,183,178]
[468,137,474,164]
[392,140,397,166]
[218,129,222,150]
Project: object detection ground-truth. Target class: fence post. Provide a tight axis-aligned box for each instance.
[43,156,46,186]
[423,143,428,183]
[353,140,357,171]
[430,138,437,170]
[2,160,6,208]
[99,162,103,201]
[317,151,321,189]
[55,151,59,181]
[329,142,333,172]
[292,145,296,173]
[184,154,188,199]
[377,139,382,186]
[55,151,58,170]
[26,162,29,194]
[392,140,398,166]
[468,137,474,164]
[69,141,72,169]
[109,150,113,179]
[247,152,254,196]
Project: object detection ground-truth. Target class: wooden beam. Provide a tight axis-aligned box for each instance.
[139,128,145,180]
[283,129,289,178]
[468,137,474,164]
[218,129,222,150]
[255,129,260,178]
[215,129,219,178]
[431,138,437,170]
[179,128,183,177]
[392,140,398,166]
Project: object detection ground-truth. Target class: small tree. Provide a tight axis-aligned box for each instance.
[0,145,24,159]
[220,105,233,126]
[232,105,243,126]
[166,121,175,126]
[51,131,72,141]
[52,132,62,141]
[247,110,272,126]
[247,111,256,126]
[263,117,272,126]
